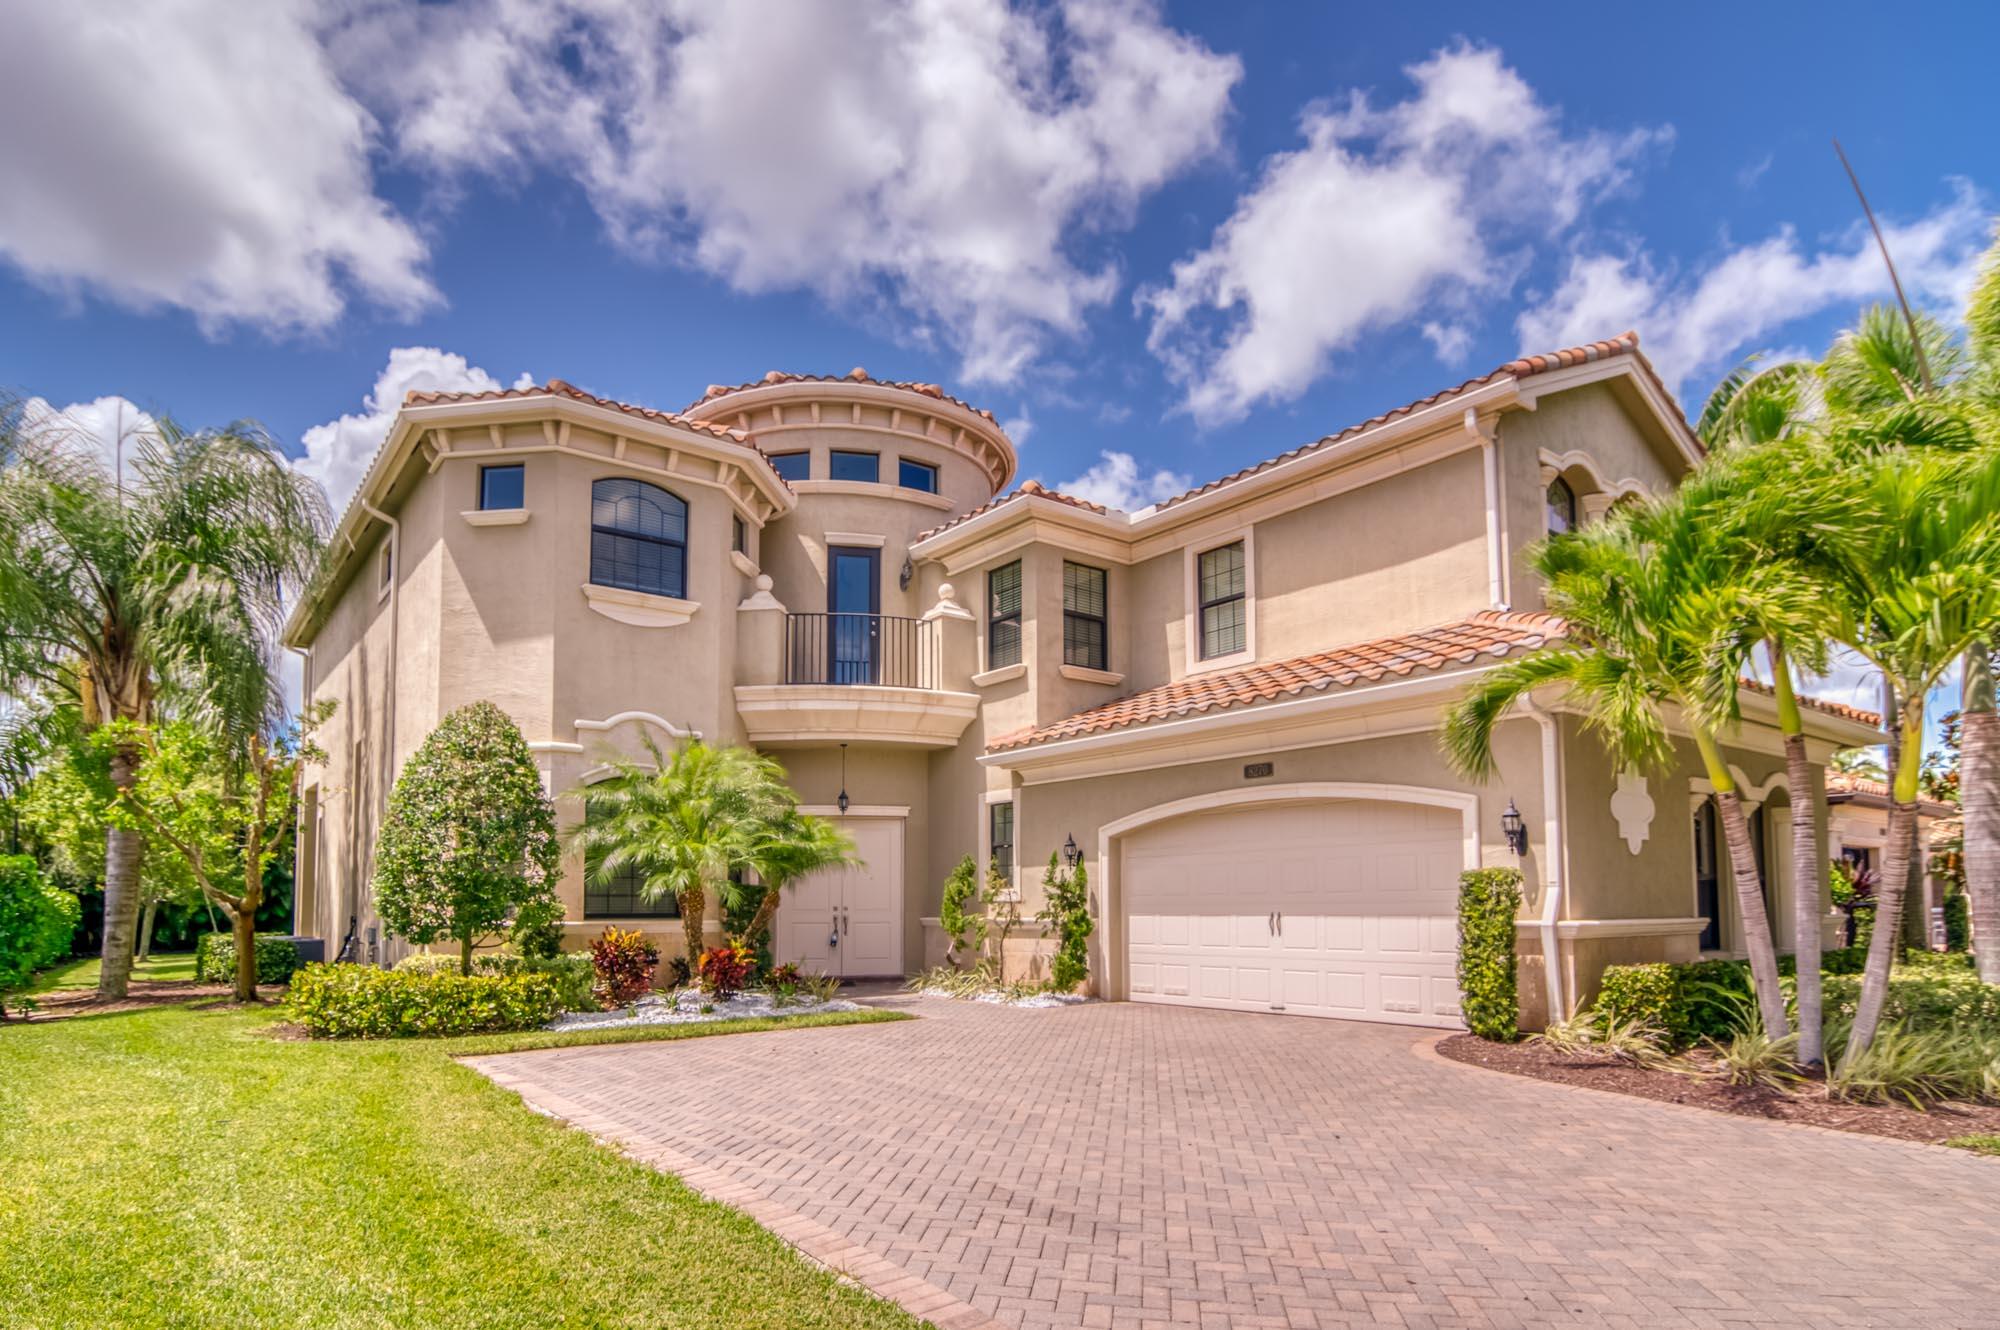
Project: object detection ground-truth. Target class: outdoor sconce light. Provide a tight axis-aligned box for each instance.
[899,553,915,590]
[1063,834,1081,872]
[1501,799,1528,856]
[837,742,850,814]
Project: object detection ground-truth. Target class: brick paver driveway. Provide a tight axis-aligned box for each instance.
[470,998,2000,1328]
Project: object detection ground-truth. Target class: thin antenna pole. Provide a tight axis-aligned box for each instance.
[1833,137,1934,394]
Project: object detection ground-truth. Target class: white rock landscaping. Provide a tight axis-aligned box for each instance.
[548,987,861,1032]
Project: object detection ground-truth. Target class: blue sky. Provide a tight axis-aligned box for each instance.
[3,2,1995,559]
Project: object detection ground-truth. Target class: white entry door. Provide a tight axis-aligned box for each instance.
[775,815,905,978]
[1124,799,1465,1028]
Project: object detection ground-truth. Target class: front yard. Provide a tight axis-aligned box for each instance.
[0,996,921,1330]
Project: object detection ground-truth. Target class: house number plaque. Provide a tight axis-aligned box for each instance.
[1243,762,1274,779]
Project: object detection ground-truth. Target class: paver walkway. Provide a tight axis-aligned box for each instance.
[469,997,2000,1328]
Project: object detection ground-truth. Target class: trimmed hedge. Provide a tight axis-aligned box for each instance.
[0,856,79,1003]
[1457,867,1522,1041]
[1596,958,1754,1047]
[288,963,562,1039]
[194,933,302,986]
[393,949,597,1012]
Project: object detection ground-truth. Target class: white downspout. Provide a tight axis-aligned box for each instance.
[1520,695,1566,1020]
[1469,408,1510,610]
[359,499,399,963]
[287,643,313,941]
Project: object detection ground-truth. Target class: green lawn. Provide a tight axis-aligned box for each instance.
[29,950,199,992]
[1949,1134,2000,1157]
[0,1002,926,1329]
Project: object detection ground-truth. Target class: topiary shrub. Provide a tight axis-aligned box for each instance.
[287,963,561,1038]
[195,933,301,986]
[938,855,985,968]
[395,948,597,1012]
[0,856,79,1013]
[1456,867,1522,1041]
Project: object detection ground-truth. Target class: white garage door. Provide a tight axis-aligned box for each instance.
[1124,799,1465,1028]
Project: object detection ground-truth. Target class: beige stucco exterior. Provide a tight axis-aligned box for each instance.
[286,349,1885,1026]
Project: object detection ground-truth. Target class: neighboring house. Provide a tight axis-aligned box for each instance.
[1825,772,1955,947]
[282,334,1884,1028]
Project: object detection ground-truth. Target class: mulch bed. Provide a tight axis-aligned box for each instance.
[3,980,245,1023]
[1437,1033,2000,1148]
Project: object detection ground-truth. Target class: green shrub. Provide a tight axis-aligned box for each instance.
[394,949,598,1012]
[1943,889,1971,953]
[194,933,301,986]
[1036,851,1092,992]
[1595,962,1681,1042]
[1819,946,1868,975]
[938,855,985,967]
[287,963,561,1038]
[0,856,79,1008]
[1594,958,1755,1049]
[1820,969,2000,1037]
[1828,1024,1993,1107]
[1456,867,1522,1041]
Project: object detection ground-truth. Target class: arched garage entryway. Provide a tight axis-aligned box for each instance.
[1098,783,1480,1028]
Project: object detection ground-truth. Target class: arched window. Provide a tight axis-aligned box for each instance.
[1545,475,1577,535]
[590,478,687,599]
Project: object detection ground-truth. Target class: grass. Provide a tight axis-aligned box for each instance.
[1948,1134,2000,1157]
[29,950,198,992]
[0,1002,925,1329]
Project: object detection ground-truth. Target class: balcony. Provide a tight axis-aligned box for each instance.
[734,611,979,748]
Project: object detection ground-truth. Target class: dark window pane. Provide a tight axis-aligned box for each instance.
[732,514,746,554]
[1198,543,1244,604]
[1064,614,1106,670]
[480,463,525,510]
[987,560,1022,669]
[1197,542,1246,659]
[829,450,879,483]
[769,452,810,482]
[989,802,1014,885]
[590,478,687,599]
[1063,562,1108,670]
[898,458,939,493]
[584,853,681,919]
[1546,477,1577,534]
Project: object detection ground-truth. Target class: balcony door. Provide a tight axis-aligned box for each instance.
[828,545,880,685]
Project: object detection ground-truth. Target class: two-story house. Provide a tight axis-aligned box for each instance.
[282,333,1883,1028]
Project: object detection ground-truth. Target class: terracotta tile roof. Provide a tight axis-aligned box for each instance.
[1826,771,1954,816]
[685,367,1000,424]
[1736,677,1881,728]
[406,378,753,447]
[916,479,1109,541]
[1153,332,1670,512]
[987,610,1567,753]
[1826,772,1893,797]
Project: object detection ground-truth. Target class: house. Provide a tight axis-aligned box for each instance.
[1824,772,1956,948]
[281,333,1885,1028]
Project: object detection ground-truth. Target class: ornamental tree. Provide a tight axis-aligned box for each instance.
[374,701,562,975]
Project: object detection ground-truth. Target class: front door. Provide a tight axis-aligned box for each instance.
[828,546,880,684]
[775,815,905,978]
[1694,798,1722,951]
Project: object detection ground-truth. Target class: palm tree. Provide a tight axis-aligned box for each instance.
[569,737,794,966]
[735,808,858,952]
[1829,748,1889,782]
[1959,227,2000,982]
[0,407,327,998]
[1442,495,1801,1038]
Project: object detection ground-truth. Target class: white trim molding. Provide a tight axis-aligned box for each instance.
[461,508,530,527]
[799,804,911,818]
[733,683,980,747]
[574,711,703,740]
[1059,664,1125,686]
[581,582,699,628]
[823,530,888,548]
[972,662,1027,688]
[790,479,955,510]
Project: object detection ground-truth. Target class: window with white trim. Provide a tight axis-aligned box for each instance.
[1196,541,1246,660]
[987,560,1022,669]
[590,478,688,599]
[989,801,1014,887]
[1062,561,1107,670]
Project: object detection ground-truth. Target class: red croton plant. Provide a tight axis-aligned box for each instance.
[696,942,755,1000]
[589,926,658,1007]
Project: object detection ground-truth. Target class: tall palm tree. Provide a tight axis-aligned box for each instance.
[1443,496,1805,1037]
[1960,227,2000,982]
[0,407,327,998]
[569,737,793,965]
[735,808,858,952]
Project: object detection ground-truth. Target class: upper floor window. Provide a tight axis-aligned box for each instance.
[898,458,939,493]
[1063,561,1108,671]
[590,478,687,600]
[731,513,747,555]
[1197,542,1246,660]
[479,463,524,511]
[1546,476,1577,535]
[987,560,1023,669]
[377,540,393,592]
[769,451,810,483]
[829,450,879,483]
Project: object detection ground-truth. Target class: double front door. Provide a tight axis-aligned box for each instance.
[774,815,905,977]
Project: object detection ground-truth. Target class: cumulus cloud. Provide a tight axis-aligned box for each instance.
[0,0,435,332]
[1059,450,1192,511]
[14,394,161,481]
[1140,42,1664,425]
[297,347,533,516]
[329,0,1239,383]
[1516,180,1990,394]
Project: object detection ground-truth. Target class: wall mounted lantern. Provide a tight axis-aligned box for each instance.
[1501,798,1528,856]
[899,553,915,590]
[1062,834,1081,872]
[837,742,850,814]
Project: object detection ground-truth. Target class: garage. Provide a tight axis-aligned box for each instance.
[1121,795,1467,1028]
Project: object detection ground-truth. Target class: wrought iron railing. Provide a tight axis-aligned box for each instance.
[784,613,938,689]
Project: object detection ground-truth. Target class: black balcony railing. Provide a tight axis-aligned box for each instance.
[784,613,938,689]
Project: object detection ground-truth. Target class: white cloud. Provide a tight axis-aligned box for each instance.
[1421,321,1473,363]
[1140,42,1664,425]
[1059,450,1191,511]
[330,0,1239,384]
[1000,412,1034,448]
[14,394,161,482]
[0,0,435,332]
[1515,180,1990,394]
[297,347,533,516]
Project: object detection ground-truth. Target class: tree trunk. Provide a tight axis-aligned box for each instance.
[97,745,145,1000]
[136,897,158,963]
[679,886,706,966]
[1962,641,1999,983]
[1785,735,1825,1065]
[459,933,474,977]
[1713,789,1791,1038]
[1846,797,1918,1060]
[233,905,259,1002]
[746,885,783,947]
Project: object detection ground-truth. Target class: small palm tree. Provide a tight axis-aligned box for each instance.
[736,809,858,952]
[569,737,794,966]
[0,407,327,997]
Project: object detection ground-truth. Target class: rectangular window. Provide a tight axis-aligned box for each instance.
[989,802,1014,887]
[732,514,747,555]
[584,820,680,919]
[1062,561,1108,671]
[987,560,1022,669]
[898,458,939,493]
[1197,541,1246,660]
[377,540,393,590]
[769,451,810,482]
[829,450,879,483]
[479,463,525,511]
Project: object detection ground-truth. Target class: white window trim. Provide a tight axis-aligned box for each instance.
[1183,526,1256,675]
[984,559,1025,674]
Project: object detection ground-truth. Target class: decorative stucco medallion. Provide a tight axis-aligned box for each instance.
[1610,770,1655,855]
